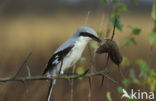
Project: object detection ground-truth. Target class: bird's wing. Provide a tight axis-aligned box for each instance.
[54,37,76,53]
[43,45,74,75]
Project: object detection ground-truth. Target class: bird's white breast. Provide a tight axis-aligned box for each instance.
[60,37,90,73]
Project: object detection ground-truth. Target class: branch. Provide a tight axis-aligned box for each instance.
[0,69,110,83]
[13,52,32,78]
[111,15,118,41]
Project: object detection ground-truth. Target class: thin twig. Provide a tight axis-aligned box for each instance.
[118,65,125,79]
[101,54,110,86]
[84,11,91,26]
[0,69,110,83]
[26,65,31,77]
[87,43,96,101]
[101,15,118,86]
[105,0,113,38]
[98,14,105,33]
[104,74,119,85]
[88,78,91,101]
[70,65,76,101]
[13,52,32,78]
[88,44,96,71]
[111,15,118,41]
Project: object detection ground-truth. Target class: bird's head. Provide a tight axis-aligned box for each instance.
[73,27,101,43]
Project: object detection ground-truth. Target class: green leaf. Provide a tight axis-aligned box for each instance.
[136,59,149,78]
[130,69,136,80]
[110,16,123,31]
[132,28,141,35]
[121,57,131,67]
[76,66,84,75]
[130,0,139,6]
[130,69,140,85]
[101,0,108,3]
[106,92,112,101]
[80,57,86,64]
[128,26,141,35]
[147,76,156,91]
[151,3,156,20]
[149,32,156,46]
[124,37,136,46]
[122,79,131,87]
[150,69,156,77]
[97,32,103,37]
[117,86,123,93]
[90,41,98,49]
[115,3,128,14]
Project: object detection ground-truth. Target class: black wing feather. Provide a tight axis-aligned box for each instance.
[43,45,74,75]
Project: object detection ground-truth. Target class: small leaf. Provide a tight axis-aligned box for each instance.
[124,37,136,46]
[122,79,131,87]
[121,57,131,67]
[80,57,86,64]
[132,28,141,35]
[97,32,103,37]
[150,69,156,77]
[151,3,156,20]
[136,59,149,78]
[101,0,108,3]
[115,3,128,15]
[130,69,140,85]
[130,0,139,6]
[147,76,156,91]
[128,26,141,35]
[76,66,84,75]
[117,86,123,93]
[90,41,98,49]
[149,32,156,46]
[106,92,112,101]
[130,69,136,80]
[110,16,123,31]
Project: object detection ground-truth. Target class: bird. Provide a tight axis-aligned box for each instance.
[43,26,101,101]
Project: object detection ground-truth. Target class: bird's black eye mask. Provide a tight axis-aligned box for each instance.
[79,32,101,43]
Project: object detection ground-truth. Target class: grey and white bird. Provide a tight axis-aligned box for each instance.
[43,26,101,101]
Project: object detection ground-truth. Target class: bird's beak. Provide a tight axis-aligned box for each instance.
[92,36,102,43]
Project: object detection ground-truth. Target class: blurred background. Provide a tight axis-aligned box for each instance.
[0,0,155,101]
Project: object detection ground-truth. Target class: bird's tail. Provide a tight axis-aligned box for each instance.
[47,79,56,101]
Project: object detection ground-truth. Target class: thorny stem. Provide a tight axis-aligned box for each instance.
[101,15,118,86]
[0,69,110,83]
[111,15,118,41]
[13,53,32,78]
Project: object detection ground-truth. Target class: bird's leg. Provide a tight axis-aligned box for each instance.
[58,60,63,74]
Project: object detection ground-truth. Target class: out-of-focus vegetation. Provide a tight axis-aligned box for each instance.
[91,1,156,101]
